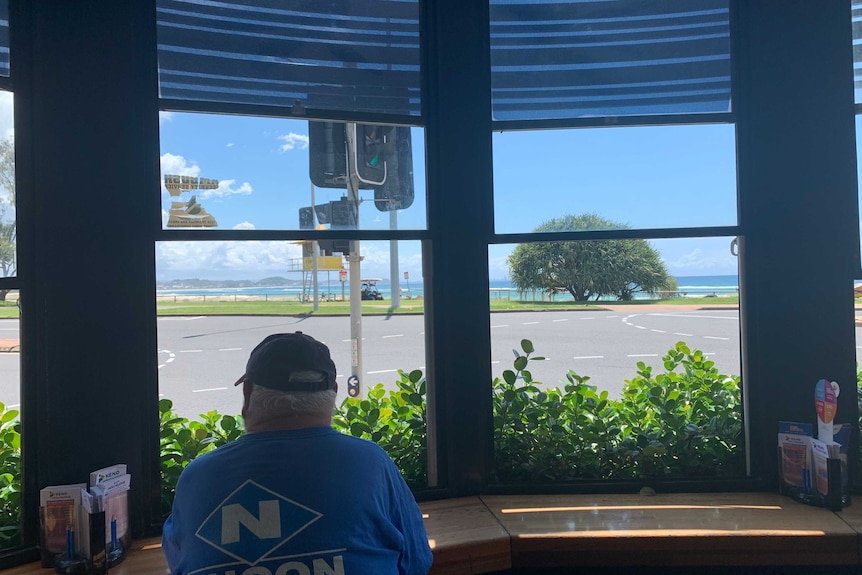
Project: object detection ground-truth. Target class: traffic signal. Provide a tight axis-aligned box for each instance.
[354,124,394,186]
[299,207,314,229]
[329,197,356,228]
[373,126,414,211]
[308,121,348,189]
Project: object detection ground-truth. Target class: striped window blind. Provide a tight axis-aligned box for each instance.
[490,0,732,121]
[157,0,421,118]
[0,0,8,78]
[853,0,862,104]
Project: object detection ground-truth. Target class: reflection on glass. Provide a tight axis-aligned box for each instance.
[492,124,737,234]
[489,237,742,482]
[158,113,426,231]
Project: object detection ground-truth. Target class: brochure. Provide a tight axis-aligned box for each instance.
[39,483,86,568]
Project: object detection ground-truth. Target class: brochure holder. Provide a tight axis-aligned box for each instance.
[778,445,845,511]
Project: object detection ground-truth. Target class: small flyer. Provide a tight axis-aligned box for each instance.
[778,421,812,492]
[39,483,87,567]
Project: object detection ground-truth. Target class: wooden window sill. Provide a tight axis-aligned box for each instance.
[5,492,862,575]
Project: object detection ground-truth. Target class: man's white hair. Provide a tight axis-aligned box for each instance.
[244,383,336,429]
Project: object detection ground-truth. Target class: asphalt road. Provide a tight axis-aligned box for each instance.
[0,310,748,419]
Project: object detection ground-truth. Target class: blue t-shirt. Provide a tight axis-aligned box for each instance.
[162,427,432,575]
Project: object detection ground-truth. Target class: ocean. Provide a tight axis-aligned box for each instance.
[157,274,739,300]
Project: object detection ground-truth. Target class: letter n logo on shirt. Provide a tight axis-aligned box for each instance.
[196,480,323,564]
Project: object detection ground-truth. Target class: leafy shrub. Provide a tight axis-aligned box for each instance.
[493,340,743,482]
[332,369,427,488]
[0,402,19,547]
[159,399,243,516]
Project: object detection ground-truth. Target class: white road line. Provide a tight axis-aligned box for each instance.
[218,347,242,351]
[158,364,166,369]
[578,317,595,320]
[491,324,509,328]
[180,349,203,353]
[382,334,404,339]
[574,355,604,359]
[704,336,729,340]
[368,369,398,374]
[674,332,693,337]
[491,360,501,364]
[192,387,227,393]
[651,313,738,320]
[605,315,619,318]
[628,353,659,357]
[552,319,568,322]
[522,322,540,325]
[166,357,175,363]
[7,403,18,409]
[635,326,646,330]
[651,329,667,333]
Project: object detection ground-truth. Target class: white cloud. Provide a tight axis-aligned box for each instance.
[277,132,309,152]
[159,111,173,125]
[226,143,235,148]
[160,153,200,179]
[156,240,304,280]
[199,179,253,200]
[233,221,255,230]
[0,92,14,140]
[664,246,738,276]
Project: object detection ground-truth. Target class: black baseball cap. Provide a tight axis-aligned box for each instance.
[234,332,337,392]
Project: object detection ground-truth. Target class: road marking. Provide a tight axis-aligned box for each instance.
[368,369,398,374]
[651,313,738,320]
[180,349,202,353]
[491,360,501,364]
[704,336,729,340]
[166,357,175,363]
[552,319,568,322]
[628,353,659,357]
[574,355,604,359]
[218,347,243,351]
[491,324,509,328]
[635,325,646,330]
[522,321,540,325]
[193,387,227,393]
[7,403,18,409]
[578,317,595,320]
[382,334,403,339]
[674,332,693,337]
[651,329,666,333]
[605,315,619,318]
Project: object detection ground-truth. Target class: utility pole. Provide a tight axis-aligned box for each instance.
[345,123,363,397]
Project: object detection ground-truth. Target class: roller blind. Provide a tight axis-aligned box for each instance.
[490,0,731,121]
[853,0,862,104]
[157,0,421,118]
[0,0,8,77]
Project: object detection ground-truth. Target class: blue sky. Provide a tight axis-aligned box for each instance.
[157,111,741,282]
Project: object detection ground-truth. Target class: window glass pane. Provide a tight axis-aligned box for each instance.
[156,240,429,493]
[0,91,12,278]
[490,0,731,121]
[492,124,736,233]
[0,293,19,549]
[157,0,421,117]
[159,113,426,231]
[490,237,742,482]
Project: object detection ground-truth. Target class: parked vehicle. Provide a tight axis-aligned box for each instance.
[361,278,384,300]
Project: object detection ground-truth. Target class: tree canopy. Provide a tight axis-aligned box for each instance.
[507,213,674,301]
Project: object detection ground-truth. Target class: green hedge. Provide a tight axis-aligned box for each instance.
[0,342,856,548]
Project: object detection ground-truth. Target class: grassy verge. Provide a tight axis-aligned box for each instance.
[154,295,738,316]
[0,295,741,320]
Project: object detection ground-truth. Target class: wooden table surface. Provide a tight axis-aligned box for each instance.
[4,493,859,574]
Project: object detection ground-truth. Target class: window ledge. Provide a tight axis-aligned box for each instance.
[5,492,861,575]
